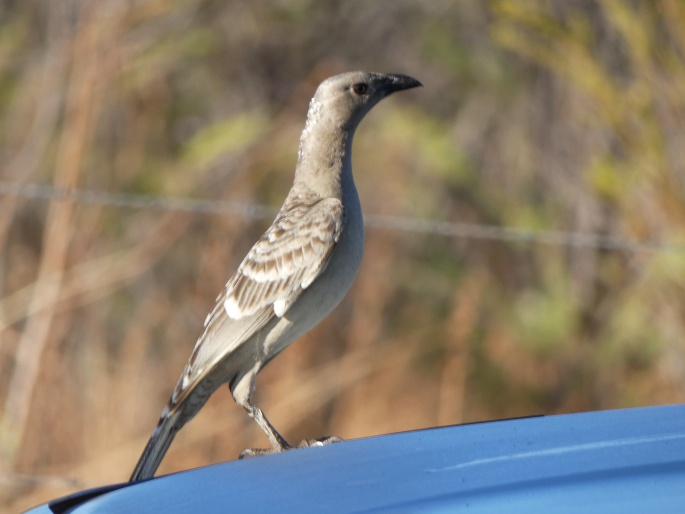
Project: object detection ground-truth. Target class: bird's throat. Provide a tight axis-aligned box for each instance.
[295,123,354,199]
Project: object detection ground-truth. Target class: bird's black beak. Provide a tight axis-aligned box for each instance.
[381,74,423,95]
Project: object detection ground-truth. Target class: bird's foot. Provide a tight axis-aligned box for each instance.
[238,447,283,459]
[295,435,344,448]
[238,435,343,459]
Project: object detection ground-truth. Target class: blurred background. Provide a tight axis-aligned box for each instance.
[2,0,685,510]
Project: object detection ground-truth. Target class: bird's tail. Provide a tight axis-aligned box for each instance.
[130,407,181,482]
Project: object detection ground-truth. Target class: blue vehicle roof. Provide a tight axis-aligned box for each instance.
[27,403,685,513]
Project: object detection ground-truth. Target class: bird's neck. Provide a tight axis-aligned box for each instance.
[293,103,357,200]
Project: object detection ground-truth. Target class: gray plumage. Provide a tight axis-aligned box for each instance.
[130,71,421,481]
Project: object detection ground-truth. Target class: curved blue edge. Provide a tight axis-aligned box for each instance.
[25,404,685,514]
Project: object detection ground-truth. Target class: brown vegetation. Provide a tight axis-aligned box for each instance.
[2,1,685,510]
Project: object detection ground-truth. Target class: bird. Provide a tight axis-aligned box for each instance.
[130,71,422,481]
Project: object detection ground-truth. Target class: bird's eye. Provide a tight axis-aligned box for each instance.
[352,83,368,95]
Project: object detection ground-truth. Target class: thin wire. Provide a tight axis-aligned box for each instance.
[364,215,677,254]
[0,181,277,219]
[0,472,83,489]
[0,181,680,254]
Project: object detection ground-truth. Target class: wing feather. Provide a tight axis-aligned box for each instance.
[170,191,345,407]
[223,193,345,319]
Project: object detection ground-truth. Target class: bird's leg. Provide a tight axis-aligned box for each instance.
[239,401,344,459]
[250,403,291,450]
[240,402,292,459]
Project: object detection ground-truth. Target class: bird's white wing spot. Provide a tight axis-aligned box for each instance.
[224,297,244,320]
[273,298,287,317]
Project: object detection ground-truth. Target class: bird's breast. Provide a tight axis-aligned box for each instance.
[262,184,364,356]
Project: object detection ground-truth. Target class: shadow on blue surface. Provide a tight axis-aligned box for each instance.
[26,404,685,513]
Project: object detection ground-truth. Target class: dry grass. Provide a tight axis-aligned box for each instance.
[2,1,685,511]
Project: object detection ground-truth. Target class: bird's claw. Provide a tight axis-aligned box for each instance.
[296,435,344,448]
[238,447,281,459]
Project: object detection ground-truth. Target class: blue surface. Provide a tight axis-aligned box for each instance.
[27,404,685,513]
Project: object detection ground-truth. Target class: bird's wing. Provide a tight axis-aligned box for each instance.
[170,193,345,406]
[222,194,346,320]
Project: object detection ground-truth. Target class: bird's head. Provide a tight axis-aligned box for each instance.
[309,71,422,130]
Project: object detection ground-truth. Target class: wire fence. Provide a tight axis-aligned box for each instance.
[0,181,681,254]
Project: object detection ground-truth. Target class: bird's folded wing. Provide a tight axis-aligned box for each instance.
[223,195,345,319]
[171,194,345,404]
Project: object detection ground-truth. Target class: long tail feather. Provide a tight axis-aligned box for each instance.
[130,408,180,482]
